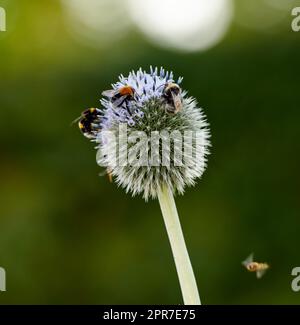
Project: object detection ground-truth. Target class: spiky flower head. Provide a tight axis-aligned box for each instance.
[84,67,210,200]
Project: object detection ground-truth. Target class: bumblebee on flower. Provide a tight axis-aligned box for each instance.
[78,67,210,200]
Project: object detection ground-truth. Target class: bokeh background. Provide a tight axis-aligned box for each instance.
[0,0,300,304]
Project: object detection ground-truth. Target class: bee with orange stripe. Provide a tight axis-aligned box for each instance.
[102,85,136,108]
[242,253,270,279]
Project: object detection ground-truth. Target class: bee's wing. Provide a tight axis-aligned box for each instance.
[256,268,267,279]
[242,253,254,267]
[70,115,82,126]
[102,89,116,98]
[171,93,183,113]
[112,96,126,108]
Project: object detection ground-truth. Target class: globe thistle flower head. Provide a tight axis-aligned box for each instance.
[99,67,182,129]
[90,67,210,200]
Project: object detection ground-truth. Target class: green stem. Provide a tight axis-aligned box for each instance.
[157,183,201,305]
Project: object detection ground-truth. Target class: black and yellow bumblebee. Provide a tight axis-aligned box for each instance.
[162,82,183,114]
[76,107,113,181]
[77,107,102,139]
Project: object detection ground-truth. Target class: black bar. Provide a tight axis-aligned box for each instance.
[0,305,299,323]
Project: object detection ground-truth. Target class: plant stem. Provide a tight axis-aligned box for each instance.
[157,183,201,305]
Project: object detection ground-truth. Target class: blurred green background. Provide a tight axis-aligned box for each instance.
[0,0,300,304]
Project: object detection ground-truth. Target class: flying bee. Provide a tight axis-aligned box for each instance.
[162,82,183,114]
[102,85,136,109]
[76,107,102,139]
[242,253,270,279]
